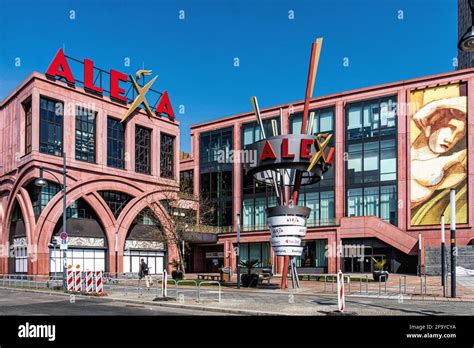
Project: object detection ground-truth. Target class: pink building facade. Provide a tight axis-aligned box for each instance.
[0,71,180,276]
[183,68,474,275]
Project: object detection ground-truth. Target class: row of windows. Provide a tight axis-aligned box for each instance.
[29,96,175,178]
[199,127,234,227]
[345,97,398,225]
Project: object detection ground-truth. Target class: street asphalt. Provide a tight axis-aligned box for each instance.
[0,288,225,316]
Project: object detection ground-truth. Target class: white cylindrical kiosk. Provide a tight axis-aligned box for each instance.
[267,205,311,257]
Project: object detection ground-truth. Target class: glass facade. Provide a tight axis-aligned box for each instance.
[27,181,61,220]
[346,96,397,224]
[135,126,151,174]
[107,117,125,169]
[50,249,105,274]
[242,118,280,230]
[199,127,233,227]
[123,250,164,275]
[75,106,96,163]
[295,239,328,269]
[160,133,175,178]
[98,190,133,218]
[40,97,63,156]
[291,108,336,226]
[238,242,271,267]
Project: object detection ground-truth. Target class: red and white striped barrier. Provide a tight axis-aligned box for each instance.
[66,270,74,292]
[162,270,168,298]
[74,270,82,292]
[94,271,103,294]
[85,271,93,293]
[337,270,345,312]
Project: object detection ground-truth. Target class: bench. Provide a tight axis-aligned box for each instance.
[197,274,220,281]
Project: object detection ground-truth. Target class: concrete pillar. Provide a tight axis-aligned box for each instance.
[233,124,241,229]
[334,101,345,222]
[397,89,407,231]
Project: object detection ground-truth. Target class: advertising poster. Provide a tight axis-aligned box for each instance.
[410,84,468,225]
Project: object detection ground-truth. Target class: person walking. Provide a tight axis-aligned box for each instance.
[138,258,153,289]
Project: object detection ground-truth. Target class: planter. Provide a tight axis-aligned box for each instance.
[373,270,389,282]
[171,270,183,281]
[241,273,259,287]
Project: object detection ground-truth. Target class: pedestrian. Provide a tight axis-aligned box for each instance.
[138,258,153,289]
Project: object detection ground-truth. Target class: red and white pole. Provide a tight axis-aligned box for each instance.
[85,271,93,293]
[74,270,82,293]
[94,271,103,294]
[66,270,74,292]
[337,270,345,313]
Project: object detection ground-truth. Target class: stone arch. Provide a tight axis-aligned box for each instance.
[5,194,34,273]
[35,177,147,255]
[16,188,36,249]
[116,190,179,271]
[1,165,79,249]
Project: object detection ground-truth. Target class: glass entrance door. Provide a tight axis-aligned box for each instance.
[343,257,363,273]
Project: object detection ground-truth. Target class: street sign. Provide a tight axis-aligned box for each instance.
[60,239,68,250]
[60,232,68,241]
[51,238,58,246]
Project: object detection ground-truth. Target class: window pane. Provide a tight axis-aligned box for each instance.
[107,117,124,168]
[347,188,363,217]
[320,111,333,132]
[348,107,362,129]
[40,97,63,156]
[364,186,379,217]
[320,191,334,221]
[75,107,96,163]
[135,126,151,174]
[291,115,302,134]
[380,140,396,181]
[243,126,253,146]
[160,133,174,178]
[381,185,397,224]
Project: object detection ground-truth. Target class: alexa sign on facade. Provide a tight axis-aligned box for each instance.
[45,48,175,121]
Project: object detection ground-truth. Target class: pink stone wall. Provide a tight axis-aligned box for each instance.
[0,73,181,275]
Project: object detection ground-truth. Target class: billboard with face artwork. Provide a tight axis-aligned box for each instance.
[410,84,468,225]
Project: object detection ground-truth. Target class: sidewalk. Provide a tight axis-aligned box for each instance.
[184,273,474,301]
[104,283,474,316]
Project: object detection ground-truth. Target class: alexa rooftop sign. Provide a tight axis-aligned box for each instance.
[45,48,175,122]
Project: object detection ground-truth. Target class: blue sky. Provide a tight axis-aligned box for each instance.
[0,0,458,152]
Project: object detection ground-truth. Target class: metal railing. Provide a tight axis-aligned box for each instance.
[0,274,63,290]
[176,279,198,301]
[197,281,221,303]
[301,273,456,298]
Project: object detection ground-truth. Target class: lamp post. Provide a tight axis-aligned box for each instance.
[450,189,457,298]
[35,152,67,289]
[440,215,446,293]
[236,213,241,289]
[418,233,422,277]
[458,0,474,52]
